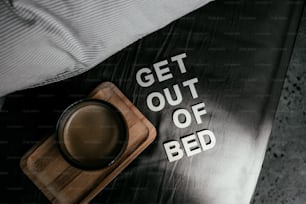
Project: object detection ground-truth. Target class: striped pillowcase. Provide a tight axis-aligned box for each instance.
[0,0,213,97]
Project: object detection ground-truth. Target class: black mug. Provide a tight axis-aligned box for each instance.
[56,99,128,170]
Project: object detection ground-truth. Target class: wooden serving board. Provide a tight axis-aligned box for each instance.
[20,82,156,204]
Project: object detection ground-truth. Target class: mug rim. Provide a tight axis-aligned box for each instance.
[56,98,128,170]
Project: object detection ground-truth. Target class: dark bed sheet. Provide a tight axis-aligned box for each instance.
[0,0,304,203]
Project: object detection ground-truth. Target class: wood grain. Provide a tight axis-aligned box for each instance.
[20,82,157,204]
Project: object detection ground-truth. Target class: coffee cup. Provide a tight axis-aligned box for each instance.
[56,99,128,170]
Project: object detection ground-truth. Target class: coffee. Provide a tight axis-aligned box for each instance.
[57,100,127,169]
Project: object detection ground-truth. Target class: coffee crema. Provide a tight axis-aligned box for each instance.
[56,99,127,170]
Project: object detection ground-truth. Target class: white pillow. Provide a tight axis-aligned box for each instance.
[0,0,213,97]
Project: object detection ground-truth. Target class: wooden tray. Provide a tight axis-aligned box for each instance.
[20,82,156,203]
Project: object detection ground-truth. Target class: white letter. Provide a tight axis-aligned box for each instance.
[198,130,216,151]
[191,103,207,124]
[163,84,183,106]
[181,134,202,157]
[163,141,184,162]
[136,68,155,87]
[182,78,199,99]
[173,109,192,128]
[147,92,165,112]
[153,60,173,82]
[171,53,187,73]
